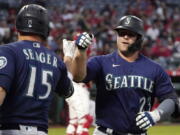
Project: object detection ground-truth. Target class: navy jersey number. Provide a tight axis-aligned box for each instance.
[139,97,151,112]
[26,66,53,99]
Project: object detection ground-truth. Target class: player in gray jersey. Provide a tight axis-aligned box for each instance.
[0,4,74,135]
[63,15,180,135]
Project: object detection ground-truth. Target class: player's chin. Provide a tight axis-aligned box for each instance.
[118,43,129,49]
[118,46,129,52]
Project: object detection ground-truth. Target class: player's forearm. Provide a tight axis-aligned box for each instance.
[155,99,175,121]
[72,49,87,82]
[136,98,176,130]
[64,56,73,73]
[148,98,175,124]
[63,32,93,82]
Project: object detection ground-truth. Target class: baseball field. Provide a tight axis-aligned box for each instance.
[49,124,180,135]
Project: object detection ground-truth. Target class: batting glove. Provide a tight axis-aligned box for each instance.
[136,110,161,130]
[63,39,76,58]
[75,32,94,50]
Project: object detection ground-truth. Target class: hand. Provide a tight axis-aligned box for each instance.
[136,110,161,130]
[75,32,94,50]
[63,39,76,58]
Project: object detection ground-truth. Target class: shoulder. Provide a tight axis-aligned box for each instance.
[0,41,24,49]
[88,52,114,62]
[141,55,162,68]
[0,42,18,54]
[140,55,167,75]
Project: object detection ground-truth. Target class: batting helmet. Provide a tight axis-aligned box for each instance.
[114,15,144,37]
[16,4,49,39]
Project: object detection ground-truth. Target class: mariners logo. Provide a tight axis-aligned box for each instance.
[0,56,7,69]
[125,17,131,25]
[28,20,32,28]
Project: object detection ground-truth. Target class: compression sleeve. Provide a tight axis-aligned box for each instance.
[156,99,175,121]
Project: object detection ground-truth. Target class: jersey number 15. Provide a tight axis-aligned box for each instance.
[26,66,53,99]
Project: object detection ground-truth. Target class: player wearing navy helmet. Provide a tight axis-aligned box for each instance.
[63,15,180,135]
[0,4,74,135]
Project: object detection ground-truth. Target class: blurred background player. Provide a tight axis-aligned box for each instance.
[63,39,93,135]
[0,4,74,135]
[66,82,93,135]
[63,15,180,135]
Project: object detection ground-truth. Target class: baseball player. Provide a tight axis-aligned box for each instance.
[65,82,93,135]
[0,4,74,135]
[63,15,180,135]
[63,39,93,135]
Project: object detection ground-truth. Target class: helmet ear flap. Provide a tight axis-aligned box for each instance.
[127,37,143,53]
[135,37,143,49]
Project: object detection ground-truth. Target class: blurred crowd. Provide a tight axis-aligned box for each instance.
[0,0,179,70]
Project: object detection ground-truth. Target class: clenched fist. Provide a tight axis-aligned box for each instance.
[136,110,161,130]
[75,32,94,50]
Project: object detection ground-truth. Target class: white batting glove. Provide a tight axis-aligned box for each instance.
[63,39,76,58]
[136,110,161,130]
[75,32,94,50]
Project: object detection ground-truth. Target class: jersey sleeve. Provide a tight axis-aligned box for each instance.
[83,56,101,83]
[154,66,175,101]
[55,61,73,97]
[0,46,16,92]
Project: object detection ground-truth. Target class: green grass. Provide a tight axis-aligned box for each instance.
[148,125,180,135]
[49,124,180,135]
[49,127,94,135]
